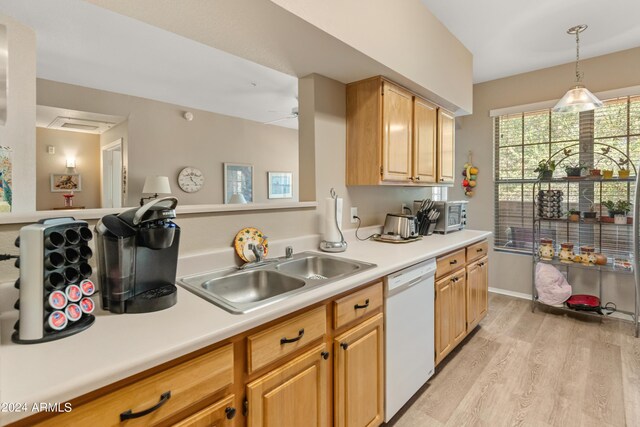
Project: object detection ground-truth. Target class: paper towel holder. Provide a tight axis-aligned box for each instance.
[320,188,347,253]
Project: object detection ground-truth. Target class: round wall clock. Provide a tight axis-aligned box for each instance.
[178,167,204,193]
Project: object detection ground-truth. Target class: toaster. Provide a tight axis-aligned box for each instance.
[382,214,418,239]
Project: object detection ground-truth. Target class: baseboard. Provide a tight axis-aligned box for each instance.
[488,287,531,300]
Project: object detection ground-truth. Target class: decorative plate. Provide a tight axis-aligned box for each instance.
[234,227,269,262]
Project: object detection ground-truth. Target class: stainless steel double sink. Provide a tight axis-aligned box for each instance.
[178,252,376,314]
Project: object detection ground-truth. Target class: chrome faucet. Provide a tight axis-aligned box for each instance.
[285,246,293,259]
[250,243,265,262]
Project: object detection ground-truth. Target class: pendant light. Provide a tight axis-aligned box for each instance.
[553,24,603,113]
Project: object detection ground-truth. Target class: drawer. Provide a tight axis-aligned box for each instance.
[247,306,326,373]
[37,344,234,427]
[467,240,488,263]
[436,248,466,279]
[172,394,236,427]
[333,282,383,329]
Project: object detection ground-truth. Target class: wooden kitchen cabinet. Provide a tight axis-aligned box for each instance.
[346,76,453,186]
[334,313,384,427]
[173,395,236,427]
[466,256,488,333]
[435,269,466,365]
[437,108,455,184]
[413,97,438,183]
[246,343,329,427]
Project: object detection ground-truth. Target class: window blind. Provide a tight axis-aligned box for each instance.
[494,96,640,254]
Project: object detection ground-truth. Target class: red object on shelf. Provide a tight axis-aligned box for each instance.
[63,193,75,207]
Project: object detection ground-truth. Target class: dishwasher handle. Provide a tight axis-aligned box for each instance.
[386,274,431,297]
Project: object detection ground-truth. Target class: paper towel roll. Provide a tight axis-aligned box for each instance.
[324,197,343,242]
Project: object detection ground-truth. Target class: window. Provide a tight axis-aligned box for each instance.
[494,96,640,254]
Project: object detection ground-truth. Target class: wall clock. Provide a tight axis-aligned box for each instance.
[178,167,204,193]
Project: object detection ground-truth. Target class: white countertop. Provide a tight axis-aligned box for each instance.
[0,229,491,425]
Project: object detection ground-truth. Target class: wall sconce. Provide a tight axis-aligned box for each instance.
[140,175,172,206]
[66,157,76,168]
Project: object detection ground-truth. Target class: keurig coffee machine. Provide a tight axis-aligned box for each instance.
[95,197,180,313]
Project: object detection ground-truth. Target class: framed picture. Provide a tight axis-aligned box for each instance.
[224,163,253,203]
[0,146,12,212]
[51,173,82,192]
[268,171,293,199]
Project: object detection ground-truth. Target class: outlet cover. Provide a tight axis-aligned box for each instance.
[350,207,358,223]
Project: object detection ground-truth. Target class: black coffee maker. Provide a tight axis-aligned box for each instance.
[95,197,180,313]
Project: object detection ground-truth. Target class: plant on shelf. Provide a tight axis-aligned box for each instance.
[602,200,631,217]
[567,209,581,222]
[582,190,597,220]
[564,161,587,178]
[618,158,631,179]
[534,159,556,180]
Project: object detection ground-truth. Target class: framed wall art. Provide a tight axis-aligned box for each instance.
[51,173,82,192]
[267,171,293,199]
[224,163,253,203]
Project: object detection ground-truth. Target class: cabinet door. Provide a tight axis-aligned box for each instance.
[334,313,384,427]
[382,81,413,182]
[478,257,489,321]
[466,261,481,333]
[452,272,467,347]
[173,395,236,427]
[246,344,329,427]
[413,97,437,183]
[435,275,454,365]
[437,108,455,184]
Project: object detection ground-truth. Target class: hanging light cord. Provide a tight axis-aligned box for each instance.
[574,29,582,83]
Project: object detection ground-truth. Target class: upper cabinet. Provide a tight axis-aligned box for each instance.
[346,76,454,186]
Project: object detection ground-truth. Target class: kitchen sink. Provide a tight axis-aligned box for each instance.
[275,256,361,280]
[178,252,376,314]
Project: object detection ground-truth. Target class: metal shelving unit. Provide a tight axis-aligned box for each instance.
[531,176,640,337]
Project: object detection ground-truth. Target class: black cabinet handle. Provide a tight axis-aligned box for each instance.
[280,329,305,345]
[120,391,171,421]
[321,351,330,360]
[354,299,370,310]
[225,407,237,420]
[340,342,349,350]
[477,248,483,252]
[449,259,457,265]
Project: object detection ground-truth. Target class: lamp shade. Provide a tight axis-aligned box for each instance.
[142,176,171,194]
[229,193,247,204]
[552,85,603,113]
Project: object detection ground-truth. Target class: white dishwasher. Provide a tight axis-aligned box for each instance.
[384,258,436,422]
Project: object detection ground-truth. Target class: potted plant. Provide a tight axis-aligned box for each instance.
[564,161,587,178]
[588,158,604,177]
[602,200,632,223]
[534,159,555,180]
[567,209,581,222]
[619,158,630,179]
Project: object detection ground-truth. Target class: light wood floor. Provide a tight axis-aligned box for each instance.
[388,293,640,427]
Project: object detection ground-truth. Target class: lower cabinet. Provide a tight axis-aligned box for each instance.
[466,256,488,333]
[173,395,236,427]
[435,269,466,365]
[246,343,329,427]
[334,313,384,427]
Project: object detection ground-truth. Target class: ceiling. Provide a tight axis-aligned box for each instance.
[0,0,299,128]
[421,0,640,83]
[36,105,126,134]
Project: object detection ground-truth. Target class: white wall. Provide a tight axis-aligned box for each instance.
[452,46,640,311]
[0,13,35,213]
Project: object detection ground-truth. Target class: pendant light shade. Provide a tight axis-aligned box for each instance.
[553,85,603,113]
[552,25,603,113]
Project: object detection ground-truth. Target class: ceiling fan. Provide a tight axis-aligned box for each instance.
[263,106,298,125]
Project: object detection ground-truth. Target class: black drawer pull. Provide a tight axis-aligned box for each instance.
[476,248,483,252]
[225,407,237,420]
[354,299,370,310]
[321,351,330,360]
[120,391,171,421]
[280,329,305,345]
[340,342,349,350]
[449,259,457,265]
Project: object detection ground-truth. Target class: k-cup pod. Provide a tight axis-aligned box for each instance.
[80,279,95,296]
[79,297,94,314]
[45,311,68,332]
[65,304,82,322]
[46,290,67,311]
[65,284,82,302]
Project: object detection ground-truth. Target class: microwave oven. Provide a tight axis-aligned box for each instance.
[433,201,468,234]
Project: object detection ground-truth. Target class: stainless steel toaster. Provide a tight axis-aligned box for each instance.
[382,214,418,239]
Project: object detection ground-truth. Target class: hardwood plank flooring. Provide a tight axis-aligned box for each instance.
[388,294,639,427]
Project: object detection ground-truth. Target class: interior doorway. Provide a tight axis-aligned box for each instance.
[101,138,123,208]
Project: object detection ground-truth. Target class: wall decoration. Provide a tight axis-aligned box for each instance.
[0,24,6,126]
[51,173,82,192]
[224,163,253,203]
[461,151,478,197]
[267,171,293,199]
[0,146,12,212]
